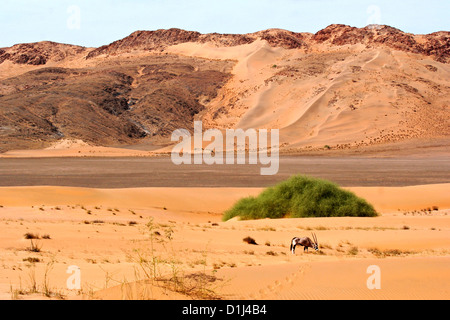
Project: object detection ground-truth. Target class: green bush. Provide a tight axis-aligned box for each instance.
[223,175,377,221]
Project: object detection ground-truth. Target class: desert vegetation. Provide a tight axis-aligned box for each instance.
[223,175,377,221]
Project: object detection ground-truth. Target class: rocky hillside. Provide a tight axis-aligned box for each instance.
[313,24,449,63]
[0,41,87,66]
[85,25,448,62]
[0,25,448,152]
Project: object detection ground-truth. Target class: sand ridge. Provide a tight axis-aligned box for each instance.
[0,184,449,300]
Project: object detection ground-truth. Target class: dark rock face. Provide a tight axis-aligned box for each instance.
[86,29,203,59]
[252,29,307,49]
[0,24,448,152]
[0,42,87,66]
[86,28,309,58]
[312,24,450,63]
[422,32,450,63]
[3,25,448,64]
[0,55,234,151]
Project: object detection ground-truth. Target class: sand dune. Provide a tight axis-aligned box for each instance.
[1,183,448,300]
[1,184,449,214]
[167,38,450,152]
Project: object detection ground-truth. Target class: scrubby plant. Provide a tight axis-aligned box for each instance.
[223,175,377,221]
[24,233,40,240]
[242,236,257,245]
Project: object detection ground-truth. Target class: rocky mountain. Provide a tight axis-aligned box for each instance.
[85,25,448,62]
[0,25,448,152]
[313,24,449,63]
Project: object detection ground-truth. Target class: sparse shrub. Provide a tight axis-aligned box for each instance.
[42,234,51,239]
[258,226,276,232]
[85,220,104,224]
[24,233,40,240]
[348,246,359,255]
[368,248,382,256]
[113,222,126,227]
[223,175,377,221]
[243,236,258,245]
[127,218,222,300]
[29,239,42,253]
[368,248,414,258]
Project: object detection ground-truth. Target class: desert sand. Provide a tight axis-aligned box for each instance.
[1,184,449,300]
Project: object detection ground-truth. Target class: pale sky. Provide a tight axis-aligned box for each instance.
[1,0,449,48]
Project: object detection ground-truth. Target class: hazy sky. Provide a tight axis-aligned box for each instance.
[1,0,449,48]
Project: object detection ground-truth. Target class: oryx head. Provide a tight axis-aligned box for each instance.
[312,233,319,251]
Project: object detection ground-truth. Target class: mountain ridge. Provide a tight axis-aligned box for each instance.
[1,24,449,65]
[0,24,449,153]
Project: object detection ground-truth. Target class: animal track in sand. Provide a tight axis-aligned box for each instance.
[250,264,311,299]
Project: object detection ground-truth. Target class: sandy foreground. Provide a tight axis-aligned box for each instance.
[0,184,449,300]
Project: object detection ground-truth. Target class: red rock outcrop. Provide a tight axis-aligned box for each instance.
[312,24,449,62]
[3,25,448,64]
[0,41,87,66]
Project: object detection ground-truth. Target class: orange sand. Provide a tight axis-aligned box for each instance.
[0,184,448,300]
